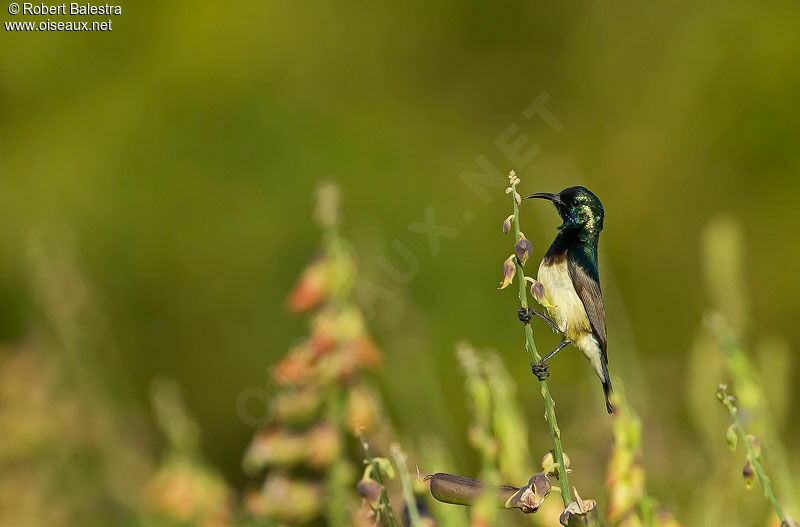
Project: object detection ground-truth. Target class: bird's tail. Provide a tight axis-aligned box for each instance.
[600,357,614,414]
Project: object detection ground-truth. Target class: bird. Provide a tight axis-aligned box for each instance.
[522,186,614,414]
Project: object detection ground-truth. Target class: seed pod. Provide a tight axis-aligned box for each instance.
[498,254,516,289]
[425,473,519,508]
[515,235,533,265]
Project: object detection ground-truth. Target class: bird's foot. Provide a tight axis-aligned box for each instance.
[531,360,549,380]
[517,307,533,325]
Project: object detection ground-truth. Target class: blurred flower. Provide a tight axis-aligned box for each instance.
[245,474,323,523]
[315,182,341,229]
[272,386,323,425]
[357,476,383,507]
[743,458,756,489]
[243,423,341,473]
[726,424,738,451]
[273,342,316,386]
[288,258,330,313]
[747,435,762,459]
[142,458,232,527]
[308,423,342,468]
[347,384,381,434]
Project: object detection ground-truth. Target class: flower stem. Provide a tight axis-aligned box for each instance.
[509,177,571,507]
[721,395,786,523]
[360,435,400,527]
[391,444,423,527]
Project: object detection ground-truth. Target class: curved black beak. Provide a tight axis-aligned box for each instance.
[523,192,563,205]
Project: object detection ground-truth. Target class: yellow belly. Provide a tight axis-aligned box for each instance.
[536,258,605,381]
[536,258,591,343]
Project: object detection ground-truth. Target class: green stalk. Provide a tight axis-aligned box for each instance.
[509,179,571,507]
[391,444,423,527]
[360,436,400,527]
[721,395,785,523]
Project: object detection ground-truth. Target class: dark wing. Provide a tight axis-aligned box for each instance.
[568,258,608,361]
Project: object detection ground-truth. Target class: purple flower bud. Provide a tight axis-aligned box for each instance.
[515,236,533,265]
[498,255,517,290]
[503,215,514,234]
[743,458,756,489]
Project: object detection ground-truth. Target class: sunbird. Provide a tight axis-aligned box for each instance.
[522,186,614,414]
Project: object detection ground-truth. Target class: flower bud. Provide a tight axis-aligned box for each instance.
[515,235,533,265]
[502,215,514,234]
[357,478,382,506]
[246,475,323,522]
[288,260,329,313]
[505,473,552,514]
[498,254,517,290]
[541,449,571,479]
[743,458,756,489]
[725,424,738,451]
[528,278,556,309]
[559,494,599,527]
[346,384,380,434]
[747,435,762,459]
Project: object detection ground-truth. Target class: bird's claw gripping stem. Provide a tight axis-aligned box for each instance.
[517,306,533,324]
[531,360,550,380]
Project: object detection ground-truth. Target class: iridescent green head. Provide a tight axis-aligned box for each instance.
[524,186,604,237]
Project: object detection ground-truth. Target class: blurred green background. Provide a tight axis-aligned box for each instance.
[2,0,800,522]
